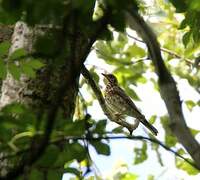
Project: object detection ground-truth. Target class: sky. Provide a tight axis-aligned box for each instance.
[63,51,200,180]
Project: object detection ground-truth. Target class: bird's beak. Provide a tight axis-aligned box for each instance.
[102,73,108,80]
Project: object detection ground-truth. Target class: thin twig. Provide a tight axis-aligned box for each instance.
[95,48,150,65]
[1,135,198,170]
[65,135,199,170]
[126,33,198,67]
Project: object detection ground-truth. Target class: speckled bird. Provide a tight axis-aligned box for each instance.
[102,73,158,136]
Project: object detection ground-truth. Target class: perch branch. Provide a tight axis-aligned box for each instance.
[81,65,139,134]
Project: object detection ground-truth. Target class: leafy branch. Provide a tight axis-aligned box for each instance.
[0,134,198,170]
[126,9,200,169]
[126,33,199,67]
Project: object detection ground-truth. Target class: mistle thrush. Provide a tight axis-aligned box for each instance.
[102,73,158,136]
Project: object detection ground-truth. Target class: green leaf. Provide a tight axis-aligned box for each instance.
[47,170,63,180]
[29,169,44,180]
[27,59,45,69]
[54,142,86,165]
[2,103,26,114]
[0,41,10,57]
[137,76,147,84]
[125,44,146,58]
[183,32,191,47]
[147,175,155,180]
[69,142,86,162]
[176,158,199,175]
[179,19,187,29]
[21,62,36,78]
[64,121,85,136]
[185,100,196,111]
[93,119,107,134]
[112,126,124,133]
[0,59,7,79]
[90,140,110,155]
[165,134,177,147]
[9,48,27,60]
[121,172,138,180]
[134,141,147,164]
[36,145,60,167]
[126,87,140,101]
[8,63,21,80]
[149,115,157,124]
[95,41,112,58]
[65,167,81,177]
[160,115,177,147]
[190,128,200,136]
[169,0,187,13]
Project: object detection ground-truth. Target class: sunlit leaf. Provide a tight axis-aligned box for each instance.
[176,158,199,175]
[148,175,155,180]
[190,128,200,136]
[121,172,138,180]
[125,44,146,58]
[185,100,196,111]
[149,115,157,124]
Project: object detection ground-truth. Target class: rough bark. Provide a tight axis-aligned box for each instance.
[126,11,200,169]
[0,7,108,177]
[0,22,79,177]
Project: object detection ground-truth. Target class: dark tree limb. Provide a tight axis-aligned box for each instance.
[126,10,200,169]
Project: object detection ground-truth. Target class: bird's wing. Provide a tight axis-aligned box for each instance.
[112,86,143,116]
[112,86,158,135]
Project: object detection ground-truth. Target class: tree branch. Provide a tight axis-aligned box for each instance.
[81,65,139,134]
[1,135,198,170]
[126,10,200,169]
[126,33,198,67]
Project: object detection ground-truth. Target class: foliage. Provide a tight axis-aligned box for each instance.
[0,0,199,179]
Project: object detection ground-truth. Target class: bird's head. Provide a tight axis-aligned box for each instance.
[102,73,118,85]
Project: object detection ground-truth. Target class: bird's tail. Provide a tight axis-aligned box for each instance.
[140,117,158,136]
